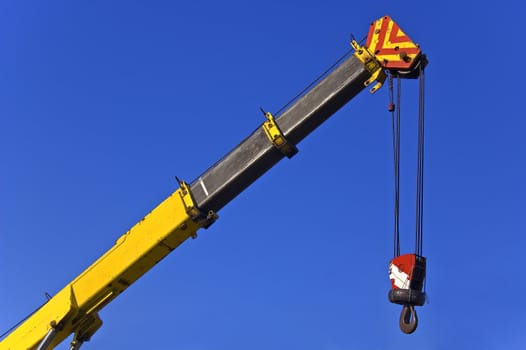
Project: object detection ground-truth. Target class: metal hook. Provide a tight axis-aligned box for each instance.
[399,305,418,334]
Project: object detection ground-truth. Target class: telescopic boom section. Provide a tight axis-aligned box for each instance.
[0,16,423,350]
[189,55,371,214]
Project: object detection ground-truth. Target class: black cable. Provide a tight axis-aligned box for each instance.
[389,74,396,257]
[396,75,402,257]
[389,73,401,258]
[415,64,425,256]
[420,64,425,254]
[0,301,48,340]
[274,48,354,116]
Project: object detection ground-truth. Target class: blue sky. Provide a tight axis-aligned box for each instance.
[1,1,525,349]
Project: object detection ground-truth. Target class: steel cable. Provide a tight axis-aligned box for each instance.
[415,64,425,256]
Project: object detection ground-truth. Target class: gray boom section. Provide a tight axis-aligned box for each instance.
[190,55,370,213]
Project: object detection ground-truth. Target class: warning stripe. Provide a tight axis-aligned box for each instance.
[380,42,419,49]
[365,21,376,48]
[375,17,389,53]
[371,18,418,53]
[374,47,420,56]
[364,16,421,70]
[388,22,410,44]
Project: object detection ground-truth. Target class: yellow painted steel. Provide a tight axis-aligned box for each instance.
[351,40,386,93]
[261,111,298,158]
[178,180,218,229]
[365,16,422,71]
[0,186,205,350]
[0,19,399,350]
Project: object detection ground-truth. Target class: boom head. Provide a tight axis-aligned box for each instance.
[366,15,425,75]
[352,15,427,92]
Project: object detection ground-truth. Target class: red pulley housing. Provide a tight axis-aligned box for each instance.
[388,253,426,306]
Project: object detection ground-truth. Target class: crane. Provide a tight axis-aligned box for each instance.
[0,16,427,349]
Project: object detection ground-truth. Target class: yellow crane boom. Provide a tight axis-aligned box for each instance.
[0,16,425,350]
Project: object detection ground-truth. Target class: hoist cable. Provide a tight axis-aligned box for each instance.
[391,65,426,258]
[415,64,425,256]
[389,73,401,258]
[396,76,402,256]
[0,301,47,340]
[274,48,354,116]
[390,74,399,257]
[420,64,426,254]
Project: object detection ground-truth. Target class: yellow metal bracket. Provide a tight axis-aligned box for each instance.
[71,312,103,346]
[351,40,386,93]
[261,111,298,158]
[178,179,218,230]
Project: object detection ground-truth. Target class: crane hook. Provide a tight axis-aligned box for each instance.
[399,305,418,334]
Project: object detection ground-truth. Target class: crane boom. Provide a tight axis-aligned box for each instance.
[0,16,425,350]
[189,55,370,214]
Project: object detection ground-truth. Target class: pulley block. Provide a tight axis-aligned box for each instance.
[388,253,426,333]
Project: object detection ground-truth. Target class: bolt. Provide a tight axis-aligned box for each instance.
[399,51,411,62]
